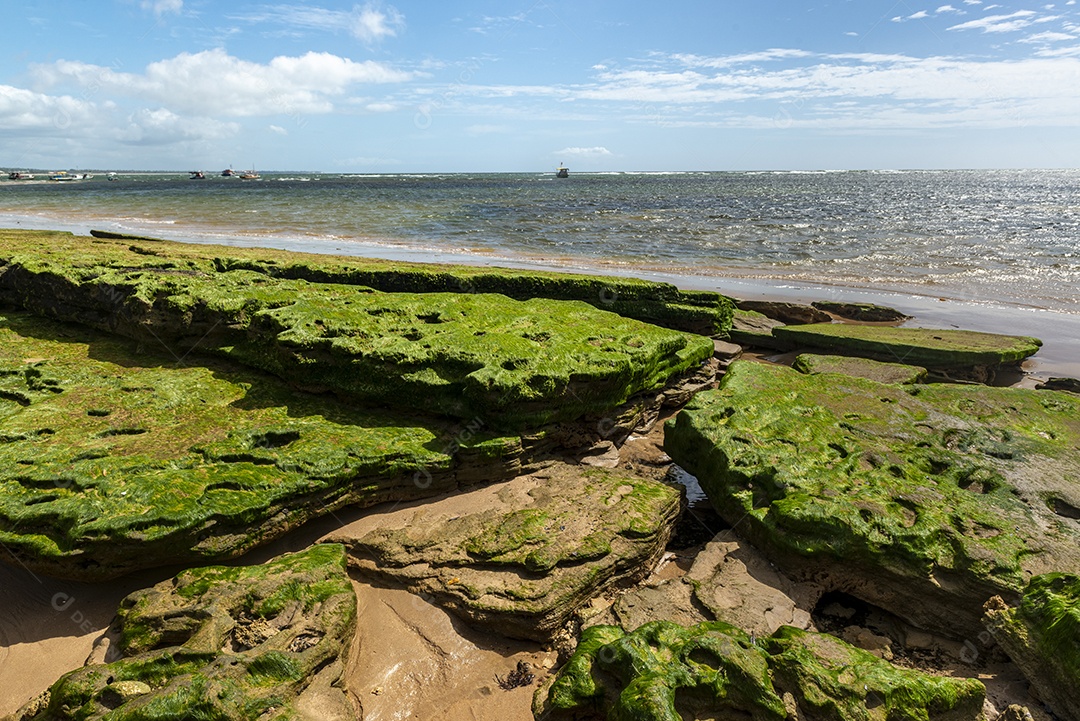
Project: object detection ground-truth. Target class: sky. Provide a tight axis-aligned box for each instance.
[2,0,1080,172]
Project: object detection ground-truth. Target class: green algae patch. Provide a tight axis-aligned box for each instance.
[0,311,513,580]
[772,323,1041,372]
[332,464,682,641]
[792,353,927,385]
[534,620,984,721]
[0,229,715,430]
[19,545,357,721]
[984,573,1080,720]
[664,361,1080,638]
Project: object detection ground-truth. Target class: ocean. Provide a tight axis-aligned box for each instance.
[2,168,1078,374]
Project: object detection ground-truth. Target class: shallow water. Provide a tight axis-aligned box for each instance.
[3,169,1078,314]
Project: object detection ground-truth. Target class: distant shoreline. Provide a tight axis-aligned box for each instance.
[3,216,1079,379]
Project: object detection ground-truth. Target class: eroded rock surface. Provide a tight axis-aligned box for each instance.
[665,361,1080,638]
[0,230,717,431]
[13,545,357,721]
[534,620,985,721]
[792,352,927,384]
[0,311,521,580]
[326,464,682,641]
[771,323,1041,381]
[984,573,1080,721]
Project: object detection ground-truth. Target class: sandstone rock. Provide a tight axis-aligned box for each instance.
[811,300,912,322]
[1036,376,1080,394]
[984,574,1080,721]
[734,299,832,325]
[15,545,357,721]
[771,323,1041,381]
[792,352,927,384]
[325,464,682,641]
[665,361,1080,639]
[0,311,519,580]
[534,620,985,721]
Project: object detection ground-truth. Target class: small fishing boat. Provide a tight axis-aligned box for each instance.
[238,169,261,180]
[221,168,235,177]
[48,171,91,182]
[555,165,569,178]
[7,171,34,180]
[189,171,206,179]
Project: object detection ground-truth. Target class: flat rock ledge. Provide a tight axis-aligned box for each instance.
[9,544,358,721]
[0,311,524,580]
[0,254,713,431]
[792,352,928,384]
[772,323,1041,382]
[665,360,1080,640]
[984,573,1080,721]
[533,620,985,721]
[326,463,682,642]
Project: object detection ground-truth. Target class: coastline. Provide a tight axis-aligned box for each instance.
[3,214,1077,379]
[0,224,1074,719]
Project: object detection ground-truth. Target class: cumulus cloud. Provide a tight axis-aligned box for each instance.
[32,49,414,117]
[0,84,97,133]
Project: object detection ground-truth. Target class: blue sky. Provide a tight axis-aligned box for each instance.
[3,0,1080,171]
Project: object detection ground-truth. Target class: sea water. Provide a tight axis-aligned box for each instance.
[3,169,1077,313]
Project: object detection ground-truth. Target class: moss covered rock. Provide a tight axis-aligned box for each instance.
[329,464,682,641]
[17,544,357,721]
[533,620,984,721]
[984,573,1080,720]
[772,323,1041,380]
[792,353,927,384]
[0,230,714,430]
[664,361,1080,638]
[0,311,524,580]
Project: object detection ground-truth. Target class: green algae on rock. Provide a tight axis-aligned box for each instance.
[15,544,357,721]
[984,573,1080,721]
[772,323,1040,380]
[533,620,984,721]
[0,230,715,430]
[0,227,734,335]
[664,361,1080,639]
[792,353,927,384]
[328,464,682,642]
[0,311,524,580]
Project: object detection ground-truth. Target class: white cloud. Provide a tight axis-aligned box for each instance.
[268,124,287,135]
[142,0,182,17]
[936,5,962,14]
[235,3,405,44]
[118,107,238,144]
[568,51,1080,129]
[0,84,97,133]
[948,9,1039,32]
[1020,30,1077,42]
[32,49,415,118]
[555,146,613,158]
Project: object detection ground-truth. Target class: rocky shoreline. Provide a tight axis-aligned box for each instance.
[0,228,1076,720]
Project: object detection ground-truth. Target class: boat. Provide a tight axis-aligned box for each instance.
[189,171,206,179]
[7,171,34,180]
[221,168,235,177]
[238,169,261,180]
[48,171,92,182]
[106,172,119,181]
[555,165,569,178]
